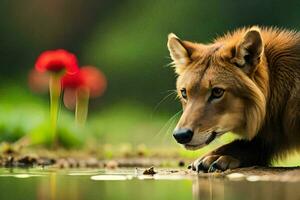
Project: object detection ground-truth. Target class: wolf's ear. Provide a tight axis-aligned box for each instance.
[167,33,196,74]
[233,28,263,75]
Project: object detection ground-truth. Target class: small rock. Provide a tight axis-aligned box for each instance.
[38,158,56,166]
[178,160,185,167]
[57,159,69,168]
[143,167,156,175]
[67,158,77,168]
[86,158,99,168]
[18,155,37,166]
[106,160,118,169]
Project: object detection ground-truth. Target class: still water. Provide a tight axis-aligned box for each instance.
[0,168,299,200]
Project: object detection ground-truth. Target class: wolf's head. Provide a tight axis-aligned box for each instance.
[167,27,268,150]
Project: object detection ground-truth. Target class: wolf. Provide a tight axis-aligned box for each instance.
[167,26,300,172]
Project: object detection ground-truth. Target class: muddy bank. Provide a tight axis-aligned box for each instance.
[1,143,300,182]
[2,151,300,182]
[0,147,189,169]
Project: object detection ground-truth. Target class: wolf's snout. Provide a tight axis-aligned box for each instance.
[173,128,194,144]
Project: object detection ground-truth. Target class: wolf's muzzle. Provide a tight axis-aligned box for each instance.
[173,128,194,144]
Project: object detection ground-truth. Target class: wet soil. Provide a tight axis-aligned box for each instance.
[0,143,189,169]
[2,151,300,182]
[1,143,300,181]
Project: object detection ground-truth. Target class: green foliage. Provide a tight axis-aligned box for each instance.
[0,86,84,148]
[0,85,176,148]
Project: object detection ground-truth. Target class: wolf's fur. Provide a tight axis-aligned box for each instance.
[168,26,300,169]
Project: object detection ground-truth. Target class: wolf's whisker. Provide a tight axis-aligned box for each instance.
[151,110,182,143]
[150,90,177,119]
[162,113,179,143]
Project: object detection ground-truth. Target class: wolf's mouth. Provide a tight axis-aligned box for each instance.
[184,131,219,150]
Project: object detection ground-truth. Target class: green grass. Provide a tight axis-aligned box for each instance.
[0,85,178,148]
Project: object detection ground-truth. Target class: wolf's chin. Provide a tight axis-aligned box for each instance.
[183,131,224,150]
[183,143,206,150]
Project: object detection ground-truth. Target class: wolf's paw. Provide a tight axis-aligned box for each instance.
[188,155,240,173]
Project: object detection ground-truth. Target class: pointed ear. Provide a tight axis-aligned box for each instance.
[232,28,263,75]
[167,33,196,74]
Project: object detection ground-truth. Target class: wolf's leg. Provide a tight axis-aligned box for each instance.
[189,138,273,172]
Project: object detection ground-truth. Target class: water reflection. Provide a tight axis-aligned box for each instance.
[0,168,300,200]
[192,176,300,200]
[91,175,133,180]
[0,174,44,178]
[50,173,56,200]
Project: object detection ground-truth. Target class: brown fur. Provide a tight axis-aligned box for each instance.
[167,27,300,170]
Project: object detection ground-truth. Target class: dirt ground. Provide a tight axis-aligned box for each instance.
[1,143,300,182]
[2,152,300,182]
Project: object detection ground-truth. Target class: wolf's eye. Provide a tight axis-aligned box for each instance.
[180,88,187,99]
[211,87,224,99]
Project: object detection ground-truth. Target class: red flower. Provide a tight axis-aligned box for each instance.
[35,49,79,74]
[62,66,107,98]
[62,66,107,110]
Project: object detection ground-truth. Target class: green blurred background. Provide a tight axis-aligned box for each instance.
[0,0,300,163]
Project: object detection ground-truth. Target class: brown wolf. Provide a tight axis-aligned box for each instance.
[167,26,300,172]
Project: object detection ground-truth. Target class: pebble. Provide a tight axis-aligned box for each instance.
[105,160,118,169]
[178,160,185,167]
[143,167,156,175]
[86,158,99,168]
[18,155,37,166]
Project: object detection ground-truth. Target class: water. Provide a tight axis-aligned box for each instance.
[0,168,299,200]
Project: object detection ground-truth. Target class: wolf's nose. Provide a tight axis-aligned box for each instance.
[173,128,194,144]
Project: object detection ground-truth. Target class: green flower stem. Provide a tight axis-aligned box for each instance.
[75,87,90,127]
[49,73,62,148]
